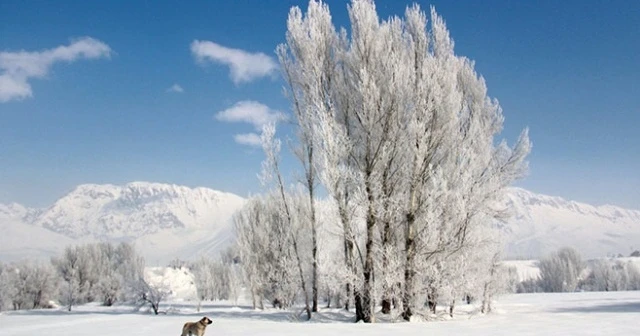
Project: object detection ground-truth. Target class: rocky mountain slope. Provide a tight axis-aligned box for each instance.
[503,187,640,258]
[0,182,245,263]
[0,183,638,263]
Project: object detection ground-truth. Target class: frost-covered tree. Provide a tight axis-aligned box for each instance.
[582,259,640,292]
[191,257,216,306]
[136,277,171,315]
[191,254,242,309]
[280,47,322,312]
[0,262,9,311]
[538,247,584,292]
[278,0,530,322]
[51,242,144,309]
[234,193,302,311]
[234,199,265,309]
[23,261,58,309]
[434,251,472,317]
[259,123,313,320]
[52,246,84,311]
[227,263,243,305]
[480,252,501,314]
[585,259,621,291]
[0,261,58,311]
[113,242,146,301]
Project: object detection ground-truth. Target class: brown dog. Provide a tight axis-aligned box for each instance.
[181,317,213,336]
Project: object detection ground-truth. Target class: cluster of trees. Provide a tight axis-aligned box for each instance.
[191,251,243,310]
[582,258,640,292]
[51,242,145,310]
[235,0,529,322]
[0,260,57,310]
[0,242,168,314]
[0,0,532,322]
[516,247,640,293]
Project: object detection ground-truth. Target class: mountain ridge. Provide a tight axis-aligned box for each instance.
[1,182,638,263]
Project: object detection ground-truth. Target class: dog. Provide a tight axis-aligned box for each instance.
[181,317,213,336]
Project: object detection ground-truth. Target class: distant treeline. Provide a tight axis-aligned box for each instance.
[515,247,640,293]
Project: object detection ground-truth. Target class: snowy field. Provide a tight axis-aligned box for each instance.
[1,291,639,336]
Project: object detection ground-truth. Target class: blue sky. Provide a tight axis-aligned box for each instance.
[0,0,638,209]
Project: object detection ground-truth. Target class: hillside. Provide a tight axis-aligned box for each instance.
[0,182,245,263]
[503,188,640,259]
[0,183,638,263]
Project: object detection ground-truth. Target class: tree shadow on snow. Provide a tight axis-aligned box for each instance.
[6,302,356,323]
[552,301,640,313]
[5,308,149,316]
[191,307,356,323]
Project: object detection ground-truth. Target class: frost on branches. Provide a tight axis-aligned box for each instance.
[234,0,530,323]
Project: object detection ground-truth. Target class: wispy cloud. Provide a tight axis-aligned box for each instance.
[166,83,184,93]
[0,37,112,103]
[233,133,262,147]
[191,40,277,84]
[215,100,285,147]
[215,100,284,129]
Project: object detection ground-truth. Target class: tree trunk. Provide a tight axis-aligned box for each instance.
[382,209,393,314]
[359,176,376,323]
[481,282,491,314]
[300,144,318,313]
[251,287,257,310]
[344,282,351,311]
[401,213,416,321]
[449,299,455,318]
[152,302,159,315]
[67,282,74,312]
[272,155,312,320]
[292,232,312,320]
[362,253,373,323]
[340,205,353,312]
[380,218,393,314]
[427,292,437,314]
[259,294,264,310]
[381,298,392,315]
[354,288,365,322]
[379,146,397,315]
[392,288,400,309]
[310,196,318,313]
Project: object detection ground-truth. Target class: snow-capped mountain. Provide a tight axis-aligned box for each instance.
[33,182,244,239]
[0,203,73,261]
[0,183,638,264]
[502,188,640,259]
[0,182,245,264]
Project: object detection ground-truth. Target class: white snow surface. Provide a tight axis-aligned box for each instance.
[1,183,639,264]
[144,266,198,301]
[501,259,542,282]
[1,290,639,335]
[2,266,639,334]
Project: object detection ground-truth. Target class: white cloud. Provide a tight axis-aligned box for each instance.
[215,100,285,147]
[215,100,284,130]
[233,133,262,147]
[166,83,184,93]
[191,40,277,84]
[0,37,112,103]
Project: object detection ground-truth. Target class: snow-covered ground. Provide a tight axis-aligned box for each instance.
[1,291,639,335]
